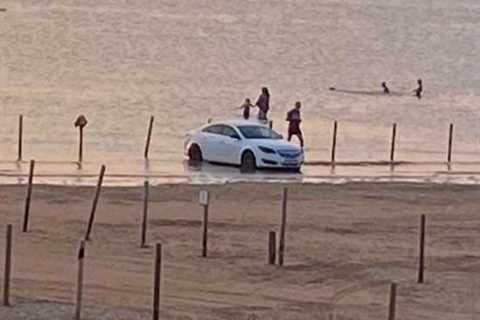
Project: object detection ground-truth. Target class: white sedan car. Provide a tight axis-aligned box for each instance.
[184,119,304,172]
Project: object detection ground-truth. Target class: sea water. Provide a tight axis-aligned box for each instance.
[1,0,480,185]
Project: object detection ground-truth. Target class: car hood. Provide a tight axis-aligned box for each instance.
[248,139,302,151]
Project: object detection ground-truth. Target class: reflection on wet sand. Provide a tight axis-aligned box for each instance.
[1,159,480,186]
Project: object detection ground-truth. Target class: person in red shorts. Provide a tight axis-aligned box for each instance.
[286,101,304,148]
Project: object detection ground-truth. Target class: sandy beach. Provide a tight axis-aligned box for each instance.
[1,182,480,319]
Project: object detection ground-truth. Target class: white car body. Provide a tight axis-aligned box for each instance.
[184,119,304,170]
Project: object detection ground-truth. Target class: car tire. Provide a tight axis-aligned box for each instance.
[241,150,256,173]
[188,144,203,162]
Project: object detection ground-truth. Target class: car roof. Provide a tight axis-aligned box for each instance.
[205,119,268,128]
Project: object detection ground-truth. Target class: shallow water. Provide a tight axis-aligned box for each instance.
[1,1,480,184]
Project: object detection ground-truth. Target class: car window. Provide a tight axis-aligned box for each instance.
[237,125,282,139]
[222,126,241,139]
[202,125,223,135]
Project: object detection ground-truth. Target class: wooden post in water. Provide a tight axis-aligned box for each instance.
[268,231,276,265]
[418,214,426,284]
[78,127,84,163]
[84,165,106,241]
[268,120,273,129]
[390,123,397,163]
[141,181,149,248]
[331,121,338,165]
[3,225,12,306]
[22,160,35,232]
[17,115,23,161]
[153,243,162,320]
[144,116,155,159]
[388,282,397,320]
[75,241,85,320]
[447,123,453,163]
[278,188,288,266]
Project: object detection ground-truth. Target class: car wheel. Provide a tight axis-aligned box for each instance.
[188,144,203,162]
[241,151,256,173]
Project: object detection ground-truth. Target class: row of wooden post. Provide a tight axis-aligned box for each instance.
[5,194,427,320]
[15,161,428,271]
[329,121,455,164]
[14,115,156,163]
[17,168,428,271]
[3,225,163,320]
[6,180,428,320]
[13,115,457,165]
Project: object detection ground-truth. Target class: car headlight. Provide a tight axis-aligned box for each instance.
[258,146,276,154]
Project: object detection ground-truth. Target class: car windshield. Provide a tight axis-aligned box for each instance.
[237,125,282,140]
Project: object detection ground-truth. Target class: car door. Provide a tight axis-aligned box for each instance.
[200,125,225,162]
[219,125,243,164]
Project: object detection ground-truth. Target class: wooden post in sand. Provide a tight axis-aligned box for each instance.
[331,121,338,165]
[144,116,155,159]
[84,165,106,241]
[388,282,397,320]
[153,243,162,320]
[75,241,85,320]
[141,181,149,248]
[278,188,288,266]
[447,123,453,163]
[17,115,23,161]
[3,225,12,306]
[418,214,426,284]
[22,160,35,232]
[268,231,276,265]
[199,191,210,257]
[390,123,397,163]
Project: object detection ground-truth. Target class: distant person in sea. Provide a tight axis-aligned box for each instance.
[286,101,304,148]
[255,87,270,122]
[382,82,390,94]
[414,78,423,99]
[238,98,255,120]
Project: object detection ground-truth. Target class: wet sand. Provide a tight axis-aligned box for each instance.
[1,182,480,319]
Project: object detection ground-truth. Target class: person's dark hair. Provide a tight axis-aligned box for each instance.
[262,87,270,97]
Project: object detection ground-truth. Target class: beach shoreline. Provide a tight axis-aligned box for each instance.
[1,181,480,319]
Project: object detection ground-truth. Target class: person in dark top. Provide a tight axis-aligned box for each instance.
[239,98,254,120]
[255,87,270,121]
[286,101,304,148]
[414,78,423,99]
[382,82,390,94]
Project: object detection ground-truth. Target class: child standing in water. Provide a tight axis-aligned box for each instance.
[239,98,255,120]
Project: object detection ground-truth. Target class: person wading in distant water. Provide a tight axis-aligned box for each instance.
[286,101,304,148]
[413,78,423,99]
[255,87,270,122]
[238,98,255,120]
[382,82,390,94]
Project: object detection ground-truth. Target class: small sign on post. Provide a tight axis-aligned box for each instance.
[199,190,209,206]
[199,190,210,257]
